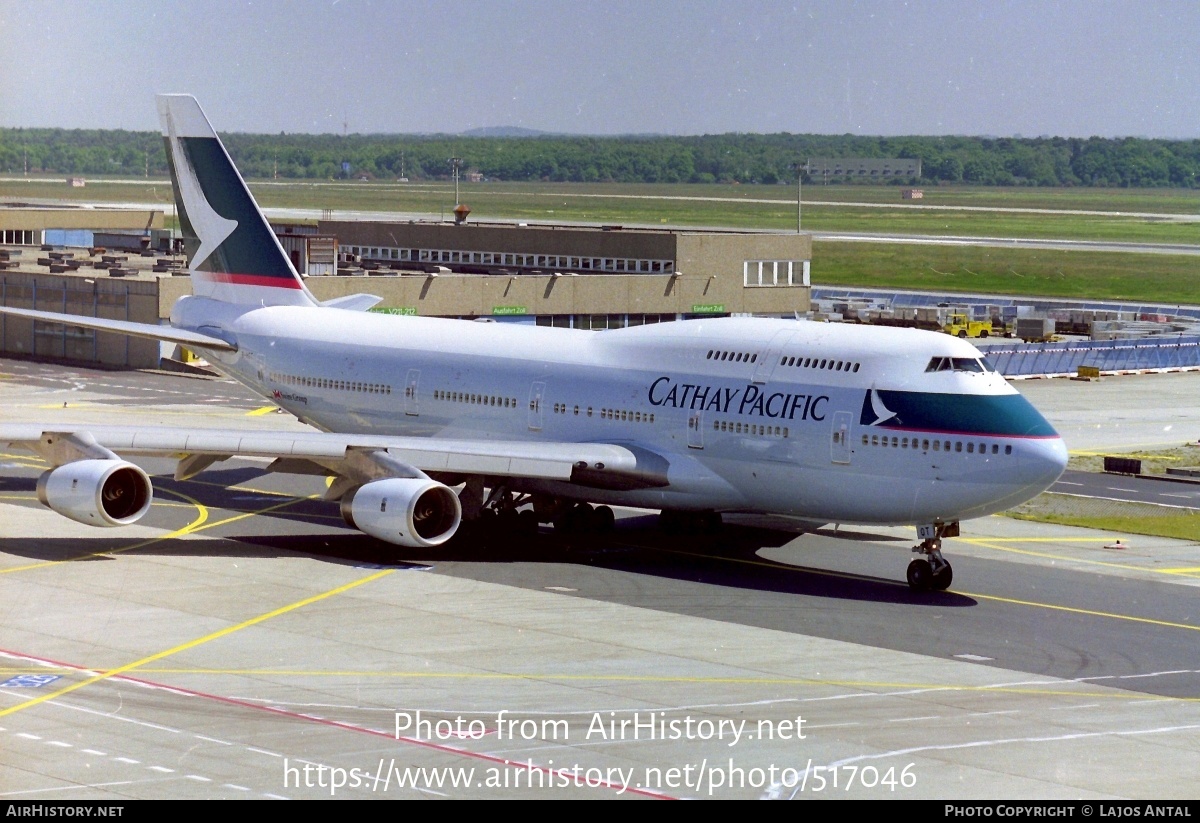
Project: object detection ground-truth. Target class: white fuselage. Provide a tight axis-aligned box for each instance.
[174,296,1068,525]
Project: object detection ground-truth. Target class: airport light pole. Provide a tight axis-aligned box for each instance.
[449,157,463,206]
[790,162,808,233]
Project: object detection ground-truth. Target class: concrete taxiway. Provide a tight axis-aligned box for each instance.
[1,358,1199,799]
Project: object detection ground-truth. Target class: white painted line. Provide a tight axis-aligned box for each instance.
[186,775,212,782]
[247,747,282,757]
[1121,670,1191,678]
[223,784,251,792]
[888,715,942,723]
[262,793,288,800]
[194,735,233,745]
[115,757,140,764]
[16,733,41,740]
[81,749,106,756]
[1056,481,1084,486]
[954,653,994,661]
[147,766,174,774]
[0,780,135,797]
[46,741,72,748]
[803,722,861,729]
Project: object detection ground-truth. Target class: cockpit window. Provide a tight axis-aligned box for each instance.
[926,357,992,373]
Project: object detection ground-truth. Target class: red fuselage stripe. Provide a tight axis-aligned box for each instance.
[201,272,303,289]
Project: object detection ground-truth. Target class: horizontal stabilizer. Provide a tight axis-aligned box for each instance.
[0,305,237,352]
[320,294,384,312]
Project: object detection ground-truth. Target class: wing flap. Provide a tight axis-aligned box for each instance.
[0,424,640,483]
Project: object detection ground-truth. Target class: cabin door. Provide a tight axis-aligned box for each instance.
[687,410,704,449]
[404,369,420,416]
[830,411,852,464]
[528,381,546,431]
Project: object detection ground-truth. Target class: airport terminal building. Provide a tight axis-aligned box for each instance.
[0,205,812,368]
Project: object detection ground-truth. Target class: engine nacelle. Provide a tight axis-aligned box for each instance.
[36,459,154,527]
[340,478,461,549]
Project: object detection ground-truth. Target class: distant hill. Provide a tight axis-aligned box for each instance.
[461,126,552,137]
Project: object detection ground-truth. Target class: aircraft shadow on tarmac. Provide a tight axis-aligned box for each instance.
[1,468,974,607]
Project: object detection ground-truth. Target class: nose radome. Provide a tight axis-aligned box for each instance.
[1026,437,1069,492]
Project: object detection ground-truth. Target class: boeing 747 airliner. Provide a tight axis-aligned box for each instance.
[0,95,1068,590]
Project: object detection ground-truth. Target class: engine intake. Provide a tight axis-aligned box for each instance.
[36,459,154,527]
[340,478,461,548]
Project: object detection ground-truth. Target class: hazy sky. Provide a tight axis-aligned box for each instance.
[1,1,1196,138]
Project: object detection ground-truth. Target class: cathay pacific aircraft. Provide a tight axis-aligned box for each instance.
[0,95,1068,590]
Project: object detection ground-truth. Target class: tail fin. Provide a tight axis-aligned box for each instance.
[156,94,316,307]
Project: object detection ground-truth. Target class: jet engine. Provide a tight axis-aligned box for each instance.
[340,478,462,549]
[36,459,154,527]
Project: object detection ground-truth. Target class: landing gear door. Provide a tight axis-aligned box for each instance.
[687,410,704,449]
[528,381,546,431]
[404,369,420,416]
[831,410,852,464]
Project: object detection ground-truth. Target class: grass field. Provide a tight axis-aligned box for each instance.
[812,242,1200,304]
[1007,492,1200,542]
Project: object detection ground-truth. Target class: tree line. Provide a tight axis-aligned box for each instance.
[2,128,1198,188]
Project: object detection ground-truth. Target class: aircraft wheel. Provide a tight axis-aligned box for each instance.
[931,563,953,591]
[517,509,540,536]
[906,558,933,590]
[560,503,595,533]
[594,505,615,533]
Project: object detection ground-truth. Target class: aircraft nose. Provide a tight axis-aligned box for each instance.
[1023,436,1069,492]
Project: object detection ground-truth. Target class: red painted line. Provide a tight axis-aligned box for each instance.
[199,272,303,289]
[0,647,676,799]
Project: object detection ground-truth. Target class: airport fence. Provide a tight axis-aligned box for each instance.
[985,336,1200,377]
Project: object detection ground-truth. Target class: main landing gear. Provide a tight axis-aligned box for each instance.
[457,481,617,538]
[907,521,957,591]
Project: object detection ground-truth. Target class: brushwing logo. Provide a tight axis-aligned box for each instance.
[861,388,898,426]
[164,109,237,271]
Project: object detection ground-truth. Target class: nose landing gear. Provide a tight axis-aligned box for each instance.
[908,521,956,591]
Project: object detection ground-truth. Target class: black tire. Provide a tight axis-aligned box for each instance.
[957,330,968,339]
[980,330,989,338]
[565,502,595,533]
[907,558,933,590]
[594,505,615,533]
[931,563,953,591]
[517,509,540,535]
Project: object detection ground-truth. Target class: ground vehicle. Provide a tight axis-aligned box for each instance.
[943,312,991,339]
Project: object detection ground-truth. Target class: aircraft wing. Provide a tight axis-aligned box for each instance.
[0,306,237,352]
[0,423,666,488]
